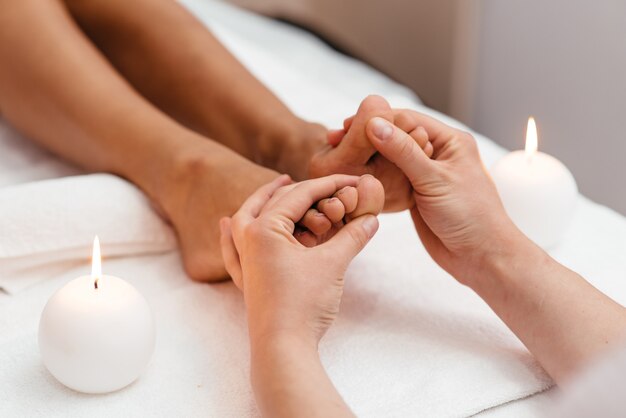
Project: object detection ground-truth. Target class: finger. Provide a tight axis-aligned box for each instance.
[327,129,346,147]
[333,186,358,213]
[219,217,244,290]
[393,111,432,155]
[423,140,434,158]
[260,183,297,214]
[347,174,385,220]
[393,110,418,133]
[320,214,379,261]
[366,117,435,188]
[392,110,466,156]
[235,174,292,225]
[408,126,431,153]
[265,174,360,222]
[316,197,345,224]
[343,115,355,131]
[299,208,332,236]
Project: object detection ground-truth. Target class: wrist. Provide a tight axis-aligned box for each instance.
[249,320,320,356]
[465,226,555,292]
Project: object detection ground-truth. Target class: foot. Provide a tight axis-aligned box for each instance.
[156,141,279,282]
[309,95,421,212]
[256,119,328,181]
[293,174,385,247]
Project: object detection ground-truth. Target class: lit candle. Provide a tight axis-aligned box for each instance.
[38,237,155,394]
[491,117,578,248]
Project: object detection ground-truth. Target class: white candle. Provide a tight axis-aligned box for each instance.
[39,237,155,394]
[491,117,578,249]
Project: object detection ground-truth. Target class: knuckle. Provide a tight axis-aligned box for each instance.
[394,111,415,131]
[244,221,265,240]
[460,131,479,150]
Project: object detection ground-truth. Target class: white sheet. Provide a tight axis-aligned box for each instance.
[1,1,624,417]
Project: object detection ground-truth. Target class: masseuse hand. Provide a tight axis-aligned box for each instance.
[219,174,383,344]
[309,96,433,212]
[365,112,514,284]
[220,174,383,418]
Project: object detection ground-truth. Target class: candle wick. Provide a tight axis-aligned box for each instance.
[94,277,99,290]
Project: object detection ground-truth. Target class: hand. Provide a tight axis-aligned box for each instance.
[308,95,433,212]
[219,174,383,345]
[365,111,517,284]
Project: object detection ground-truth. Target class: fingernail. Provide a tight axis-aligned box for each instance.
[371,117,393,141]
[362,216,379,238]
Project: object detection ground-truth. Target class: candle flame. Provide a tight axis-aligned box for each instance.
[525,116,538,158]
[92,236,101,289]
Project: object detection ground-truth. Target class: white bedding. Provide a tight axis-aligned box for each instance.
[1,1,625,417]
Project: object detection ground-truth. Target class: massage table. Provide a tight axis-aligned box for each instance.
[1,1,625,416]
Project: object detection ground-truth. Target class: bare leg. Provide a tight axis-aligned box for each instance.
[0,0,278,281]
[63,0,326,180]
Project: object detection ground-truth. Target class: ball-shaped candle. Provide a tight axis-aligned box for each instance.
[491,117,578,249]
[38,237,155,394]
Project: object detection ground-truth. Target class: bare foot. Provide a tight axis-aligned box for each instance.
[309,95,421,212]
[296,174,384,247]
[156,142,279,282]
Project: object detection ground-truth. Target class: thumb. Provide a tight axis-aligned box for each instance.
[321,214,379,261]
[366,117,434,187]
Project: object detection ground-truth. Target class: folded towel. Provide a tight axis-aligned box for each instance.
[0,174,177,294]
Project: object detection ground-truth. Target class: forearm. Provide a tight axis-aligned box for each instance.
[251,333,354,418]
[469,230,626,383]
[63,0,324,177]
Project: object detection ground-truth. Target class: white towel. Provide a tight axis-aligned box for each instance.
[0,174,176,294]
[0,212,554,418]
[1,1,624,417]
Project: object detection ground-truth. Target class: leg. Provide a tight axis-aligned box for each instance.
[63,0,326,180]
[0,0,277,281]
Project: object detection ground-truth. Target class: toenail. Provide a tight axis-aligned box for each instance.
[371,117,393,141]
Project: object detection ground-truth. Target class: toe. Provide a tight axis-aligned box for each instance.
[295,228,318,247]
[335,95,393,164]
[348,174,385,219]
[300,208,332,236]
[408,126,430,150]
[333,186,358,213]
[327,129,346,147]
[423,141,434,158]
[317,197,345,224]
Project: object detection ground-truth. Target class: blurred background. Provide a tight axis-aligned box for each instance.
[226,0,626,215]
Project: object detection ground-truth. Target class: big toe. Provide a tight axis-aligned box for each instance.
[348,174,385,219]
[337,95,393,164]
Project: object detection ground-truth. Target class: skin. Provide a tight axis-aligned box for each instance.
[0,0,431,283]
[227,112,626,417]
[220,174,384,418]
[310,95,433,212]
[365,113,626,383]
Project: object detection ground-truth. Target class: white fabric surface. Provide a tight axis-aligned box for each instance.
[0,0,624,416]
[0,174,176,294]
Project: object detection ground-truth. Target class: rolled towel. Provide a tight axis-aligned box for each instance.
[0,174,177,294]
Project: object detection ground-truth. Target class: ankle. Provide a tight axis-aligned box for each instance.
[256,119,327,181]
